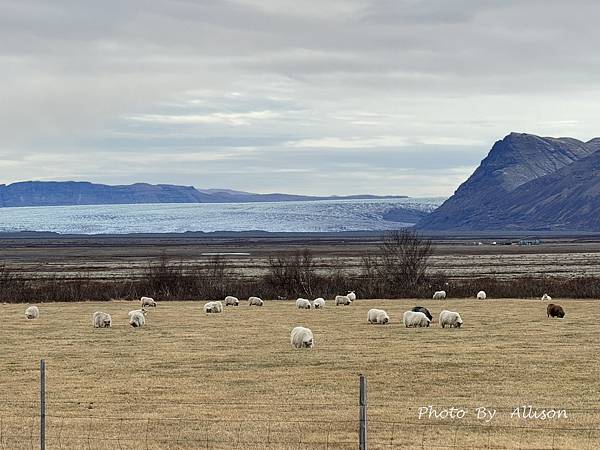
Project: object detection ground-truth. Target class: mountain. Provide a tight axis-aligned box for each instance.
[418,133,600,231]
[0,181,407,207]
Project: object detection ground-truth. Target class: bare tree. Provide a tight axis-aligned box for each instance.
[374,229,433,295]
[266,249,317,297]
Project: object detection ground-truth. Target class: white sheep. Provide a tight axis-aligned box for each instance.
[313,298,325,309]
[290,326,314,349]
[439,310,463,328]
[403,310,430,328]
[248,296,264,307]
[347,291,357,301]
[128,308,148,328]
[224,296,239,306]
[140,296,157,307]
[296,298,312,309]
[92,311,112,328]
[477,291,487,300]
[335,295,352,306]
[541,293,552,301]
[25,306,39,320]
[367,308,389,325]
[432,290,447,300]
[203,301,224,314]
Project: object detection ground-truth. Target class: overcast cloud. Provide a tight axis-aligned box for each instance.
[1,0,599,196]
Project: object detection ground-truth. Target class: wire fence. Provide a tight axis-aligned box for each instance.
[0,401,600,450]
[1,414,600,449]
[2,365,600,449]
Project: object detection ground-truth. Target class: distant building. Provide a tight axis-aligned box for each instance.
[518,239,541,246]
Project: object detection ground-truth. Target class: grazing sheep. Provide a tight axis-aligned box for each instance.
[25,306,39,320]
[140,296,157,308]
[335,295,352,306]
[248,296,264,307]
[290,326,314,349]
[128,308,148,328]
[347,291,357,301]
[403,310,431,328]
[296,298,311,309]
[439,310,463,328]
[541,293,552,301]
[92,311,112,328]
[547,304,565,318]
[367,308,390,325]
[224,296,239,306]
[432,291,447,300]
[477,291,487,300]
[203,301,224,314]
[313,298,326,309]
[411,306,433,321]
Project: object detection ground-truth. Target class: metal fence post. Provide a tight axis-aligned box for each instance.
[40,359,46,450]
[359,374,367,450]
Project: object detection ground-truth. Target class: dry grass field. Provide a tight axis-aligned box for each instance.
[1,298,600,449]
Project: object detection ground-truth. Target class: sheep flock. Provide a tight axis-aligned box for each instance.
[21,289,566,349]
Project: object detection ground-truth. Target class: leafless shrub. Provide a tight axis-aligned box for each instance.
[359,230,435,297]
[2,250,600,303]
[265,249,318,298]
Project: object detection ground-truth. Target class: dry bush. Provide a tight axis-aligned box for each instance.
[2,248,600,303]
[263,249,350,299]
[359,230,437,298]
[447,276,600,299]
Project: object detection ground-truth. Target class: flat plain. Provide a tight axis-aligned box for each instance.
[2,233,600,281]
[1,298,599,449]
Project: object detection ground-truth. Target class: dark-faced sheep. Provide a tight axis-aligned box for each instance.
[411,306,433,321]
[290,326,314,349]
[128,308,148,328]
[335,295,352,306]
[224,296,239,306]
[25,306,39,320]
[313,298,325,309]
[248,296,264,306]
[92,311,112,328]
[403,311,431,328]
[296,298,311,309]
[140,297,157,307]
[367,308,389,325]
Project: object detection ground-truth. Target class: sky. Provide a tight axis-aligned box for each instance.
[1,0,600,197]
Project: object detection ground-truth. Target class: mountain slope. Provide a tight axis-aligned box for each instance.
[418,133,600,231]
[0,181,407,207]
[493,150,600,230]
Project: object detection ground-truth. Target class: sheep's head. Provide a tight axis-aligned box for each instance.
[304,338,314,348]
[141,308,148,315]
[455,321,462,328]
[382,317,389,324]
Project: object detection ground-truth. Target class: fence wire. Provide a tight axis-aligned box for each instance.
[1,409,600,449]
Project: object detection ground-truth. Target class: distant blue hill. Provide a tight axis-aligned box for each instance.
[0,181,407,207]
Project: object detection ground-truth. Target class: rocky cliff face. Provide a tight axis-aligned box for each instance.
[418,133,600,231]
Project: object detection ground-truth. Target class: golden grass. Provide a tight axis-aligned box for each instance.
[1,299,599,449]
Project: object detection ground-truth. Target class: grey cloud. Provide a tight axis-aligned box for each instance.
[0,0,599,196]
